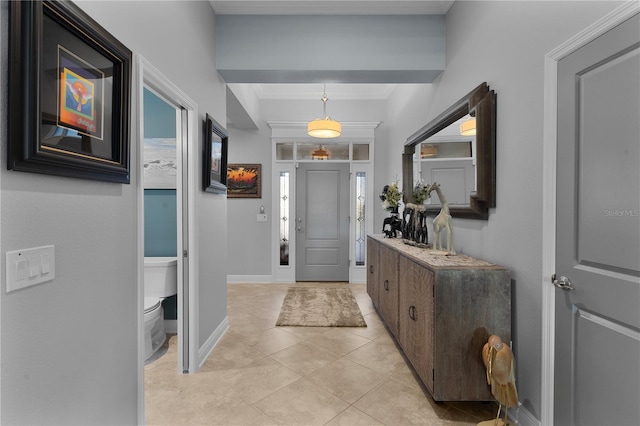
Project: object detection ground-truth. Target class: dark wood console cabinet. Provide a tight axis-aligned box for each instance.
[367,235,511,401]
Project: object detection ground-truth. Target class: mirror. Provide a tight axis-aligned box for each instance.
[402,82,496,219]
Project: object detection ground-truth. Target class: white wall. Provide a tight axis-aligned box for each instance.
[0,1,227,424]
[384,1,625,421]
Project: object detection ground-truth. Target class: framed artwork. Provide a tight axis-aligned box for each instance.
[203,114,228,194]
[227,164,262,199]
[8,1,132,183]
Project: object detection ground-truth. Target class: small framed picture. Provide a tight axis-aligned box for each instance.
[227,164,262,199]
[8,0,132,183]
[203,114,228,194]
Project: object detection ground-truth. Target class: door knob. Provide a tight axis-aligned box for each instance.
[552,274,574,290]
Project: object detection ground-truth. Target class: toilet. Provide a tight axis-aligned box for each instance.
[144,256,177,361]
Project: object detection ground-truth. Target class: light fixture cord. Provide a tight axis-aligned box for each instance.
[322,84,328,119]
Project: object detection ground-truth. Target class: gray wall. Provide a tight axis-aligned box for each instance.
[216,15,446,83]
[226,123,273,278]
[0,1,227,424]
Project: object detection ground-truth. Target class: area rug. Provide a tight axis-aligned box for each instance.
[276,286,367,327]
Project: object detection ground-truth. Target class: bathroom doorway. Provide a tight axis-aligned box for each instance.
[138,55,199,387]
[142,86,179,337]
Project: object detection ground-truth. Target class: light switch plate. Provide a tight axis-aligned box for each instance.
[6,245,55,293]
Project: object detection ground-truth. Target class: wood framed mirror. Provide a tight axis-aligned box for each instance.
[403,82,496,219]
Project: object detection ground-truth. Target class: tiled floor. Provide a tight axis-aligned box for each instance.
[145,283,498,425]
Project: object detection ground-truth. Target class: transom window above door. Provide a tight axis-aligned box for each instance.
[275,142,370,161]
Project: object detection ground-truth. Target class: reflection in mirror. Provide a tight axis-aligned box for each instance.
[297,143,350,161]
[417,114,475,208]
[403,82,496,219]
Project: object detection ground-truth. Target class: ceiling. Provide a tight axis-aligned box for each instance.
[245,83,399,100]
[213,1,452,100]
[209,1,454,16]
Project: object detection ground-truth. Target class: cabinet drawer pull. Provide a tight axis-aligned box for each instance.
[409,305,416,321]
[383,280,389,291]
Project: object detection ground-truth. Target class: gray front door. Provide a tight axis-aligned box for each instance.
[555,13,639,425]
[296,162,350,281]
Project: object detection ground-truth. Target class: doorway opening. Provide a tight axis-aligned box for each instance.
[137,54,200,422]
[142,86,179,358]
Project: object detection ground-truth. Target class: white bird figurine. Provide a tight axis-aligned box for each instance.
[481,335,518,426]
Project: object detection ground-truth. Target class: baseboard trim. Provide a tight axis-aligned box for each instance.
[197,316,229,371]
[227,275,274,283]
[164,319,177,334]
[509,404,540,426]
[227,275,366,284]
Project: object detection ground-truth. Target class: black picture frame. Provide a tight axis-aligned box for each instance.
[8,0,132,183]
[203,114,228,194]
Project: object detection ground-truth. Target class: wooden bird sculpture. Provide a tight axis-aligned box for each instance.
[481,335,518,426]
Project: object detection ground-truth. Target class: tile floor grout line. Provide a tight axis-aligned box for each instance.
[145,283,497,425]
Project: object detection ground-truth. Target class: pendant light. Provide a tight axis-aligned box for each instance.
[308,85,341,138]
[311,145,330,160]
[421,144,438,158]
[459,116,476,136]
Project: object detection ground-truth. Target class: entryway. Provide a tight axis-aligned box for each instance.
[269,123,379,284]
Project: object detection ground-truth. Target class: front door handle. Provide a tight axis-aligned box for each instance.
[552,274,575,290]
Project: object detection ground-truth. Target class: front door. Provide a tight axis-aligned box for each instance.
[296,162,350,281]
[554,13,639,426]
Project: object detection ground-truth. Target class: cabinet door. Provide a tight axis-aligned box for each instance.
[379,244,399,336]
[398,255,435,395]
[366,237,380,308]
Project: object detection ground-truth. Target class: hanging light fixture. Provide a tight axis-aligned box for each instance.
[308,85,341,138]
[311,145,331,160]
[421,144,439,158]
[459,116,476,136]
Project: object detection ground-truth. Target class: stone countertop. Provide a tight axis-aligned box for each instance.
[369,234,505,270]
